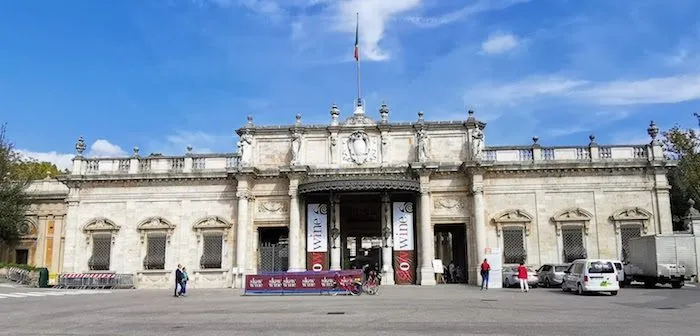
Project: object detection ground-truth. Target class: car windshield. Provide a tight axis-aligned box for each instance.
[588,261,615,273]
[554,266,568,272]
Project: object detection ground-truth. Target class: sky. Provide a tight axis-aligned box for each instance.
[1,0,700,170]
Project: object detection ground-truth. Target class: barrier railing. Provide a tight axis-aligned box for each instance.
[55,273,135,289]
[6,267,31,285]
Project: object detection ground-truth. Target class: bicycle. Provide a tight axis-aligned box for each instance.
[331,274,362,296]
[362,271,381,295]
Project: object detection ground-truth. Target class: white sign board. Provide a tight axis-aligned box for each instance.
[484,247,503,289]
[306,204,328,252]
[432,259,444,274]
[392,202,415,251]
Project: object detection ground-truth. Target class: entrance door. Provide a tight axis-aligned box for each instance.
[257,227,289,273]
[340,195,382,271]
[15,249,29,265]
[434,224,467,283]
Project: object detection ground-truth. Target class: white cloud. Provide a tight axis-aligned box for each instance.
[16,150,74,171]
[480,32,519,55]
[89,139,127,157]
[406,0,531,28]
[464,76,589,107]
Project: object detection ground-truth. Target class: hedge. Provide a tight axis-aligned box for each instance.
[0,262,36,271]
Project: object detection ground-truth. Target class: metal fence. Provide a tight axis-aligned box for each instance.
[6,267,32,285]
[258,242,288,273]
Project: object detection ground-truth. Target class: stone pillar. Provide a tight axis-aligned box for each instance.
[235,177,251,287]
[472,174,486,287]
[653,172,674,234]
[330,195,342,271]
[287,179,302,272]
[684,200,700,283]
[381,193,395,285]
[418,173,436,286]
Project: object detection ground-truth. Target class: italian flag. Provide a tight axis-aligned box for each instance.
[354,14,359,61]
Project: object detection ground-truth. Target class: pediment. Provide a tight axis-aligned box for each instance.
[552,208,593,222]
[193,216,232,230]
[492,209,534,223]
[611,207,651,221]
[83,217,121,232]
[137,217,175,231]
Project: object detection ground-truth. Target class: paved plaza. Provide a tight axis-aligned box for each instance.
[1,283,699,336]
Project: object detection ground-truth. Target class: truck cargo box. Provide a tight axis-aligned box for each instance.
[627,234,696,278]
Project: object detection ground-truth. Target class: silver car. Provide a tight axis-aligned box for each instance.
[536,263,569,287]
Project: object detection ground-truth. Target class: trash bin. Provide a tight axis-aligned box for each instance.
[37,268,49,288]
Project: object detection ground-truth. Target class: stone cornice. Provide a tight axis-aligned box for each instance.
[236,120,472,136]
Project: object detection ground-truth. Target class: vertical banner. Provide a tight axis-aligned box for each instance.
[392,202,416,284]
[306,203,329,271]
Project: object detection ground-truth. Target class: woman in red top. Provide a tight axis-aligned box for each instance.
[517,262,529,292]
[480,259,490,290]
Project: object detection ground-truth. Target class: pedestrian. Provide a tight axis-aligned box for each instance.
[174,264,183,297]
[447,261,456,283]
[480,258,491,290]
[180,266,189,296]
[517,262,529,293]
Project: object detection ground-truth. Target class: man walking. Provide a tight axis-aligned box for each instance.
[174,264,183,297]
[480,258,491,290]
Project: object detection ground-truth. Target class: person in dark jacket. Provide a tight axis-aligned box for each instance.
[174,264,183,297]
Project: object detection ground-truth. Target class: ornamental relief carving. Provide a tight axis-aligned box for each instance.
[341,131,378,165]
[256,200,289,218]
[432,197,467,216]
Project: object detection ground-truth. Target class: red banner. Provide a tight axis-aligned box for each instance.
[244,270,362,294]
[393,250,415,285]
[306,252,329,271]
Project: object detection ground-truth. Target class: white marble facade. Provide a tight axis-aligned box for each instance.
[52,103,672,288]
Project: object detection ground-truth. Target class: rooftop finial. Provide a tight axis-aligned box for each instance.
[295,113,302,126]
[647,120,659,142]
[417,111,425,123]
[75,136,86,156]
[379,102,389,124]
[133,146,139,157]
[246,115,254,128]
[330,104,340,126]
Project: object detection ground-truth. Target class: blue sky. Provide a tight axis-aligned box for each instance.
[1,0,700,169]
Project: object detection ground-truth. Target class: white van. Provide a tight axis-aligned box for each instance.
[561,259,620,296]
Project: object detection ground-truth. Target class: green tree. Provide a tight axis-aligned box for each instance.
[663,113,700,230]
[10,159,62,180]
[0,124,31,243]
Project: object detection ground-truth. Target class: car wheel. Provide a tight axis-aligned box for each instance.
[562,282,570,292]
[577,284,584,295]
[544,278,550,288]
[504,278,510,288]
[610,291,618,296]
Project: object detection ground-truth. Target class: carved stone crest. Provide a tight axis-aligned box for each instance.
[433,197,466,216]
[257,201,287,214]
[342,131,377,165]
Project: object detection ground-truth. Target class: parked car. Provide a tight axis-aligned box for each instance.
[561,259,619,296]
[502,265,538,288]
[536,263,569,287]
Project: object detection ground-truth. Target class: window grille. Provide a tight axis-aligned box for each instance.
[258,242,288,272]
[143,233,167,270]
[200,232,223,269]
[562,227,586,262]
[88,234,112,271]
[620,225,642,261]
[502,227,526,264]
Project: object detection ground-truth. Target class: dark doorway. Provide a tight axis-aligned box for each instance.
[15,249,29,265]
[258,227,289,273]
[434,224,467,283]
[340,194,383,271]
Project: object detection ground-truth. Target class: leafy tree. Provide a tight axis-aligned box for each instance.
[10,159,62,180]
[0,124,31,243]
[662,113,700,230]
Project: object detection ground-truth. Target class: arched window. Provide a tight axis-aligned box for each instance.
[610,207,651,261]
[83,218,121,271]
[552,208,592,263]
[193,216,232,269]
[137,217,175,270]
[492,209,533,264]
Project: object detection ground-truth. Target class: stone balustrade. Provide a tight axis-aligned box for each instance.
[483,144,651,164]
[74,154,240,175]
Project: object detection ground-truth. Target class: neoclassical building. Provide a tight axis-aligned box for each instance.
[11,102,675,288]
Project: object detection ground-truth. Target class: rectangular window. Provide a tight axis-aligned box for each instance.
[620,225,642,261]
[588,261,615,273]
[201,232,223,269]
[562,227,586,263]
[502,227,526,264]
[143,233,166,270]
[15,249,29,265]
[89,234,112,271]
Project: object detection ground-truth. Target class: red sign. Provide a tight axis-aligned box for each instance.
[306,252,328,271]
[393,250,415,285]
[244,270,363,294]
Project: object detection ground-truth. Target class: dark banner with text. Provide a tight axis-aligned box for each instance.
[244,270,363,295]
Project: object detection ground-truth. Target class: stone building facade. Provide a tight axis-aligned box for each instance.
[13,103,675,289]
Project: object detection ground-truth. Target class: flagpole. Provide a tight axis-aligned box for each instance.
[355,12,362,107]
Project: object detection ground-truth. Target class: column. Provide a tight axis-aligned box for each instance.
[419,174,436,286]
[381,193,395,285]
[235,177,251,288]
[473,183,486,287]
[287,182,302,272]
[330,195,341,271]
